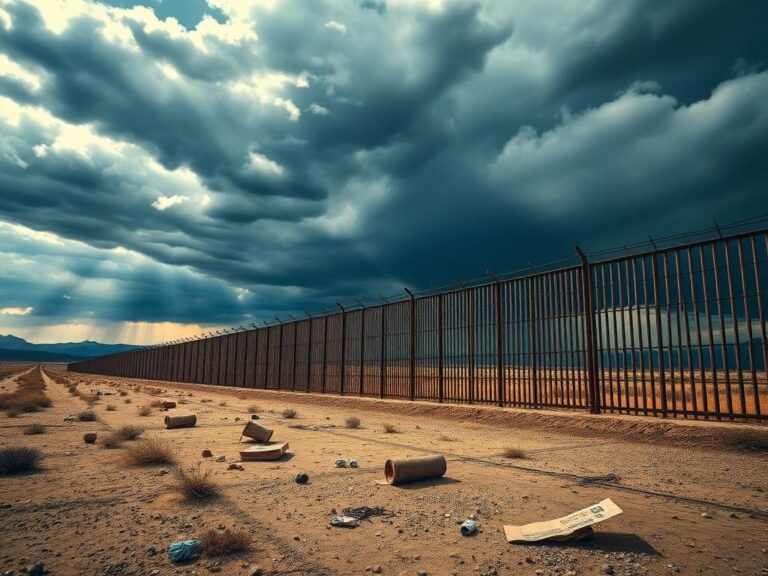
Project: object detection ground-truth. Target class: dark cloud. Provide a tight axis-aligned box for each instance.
[0,0,766,341]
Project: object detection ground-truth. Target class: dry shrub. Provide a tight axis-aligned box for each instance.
[0,368,52,414]
[116,425,144,441]
[123,437,177,466]
[137,404,152,417]
[101,432,124,449]
[282,408,297,419]
[200,528,250,557]
[439,435,456,442]
[67,385,78,395]
[118,390,128,397]
[178,398,189,404]
[149,399,163,408]
[23,423,46,435]
[174,465,220,501]
[78,392,99,406]
[502,446,527,459]
[345,416,361,429]
[246,404,260,413]
[77,410,98,422]
[6,407,19,418]
[0,446,42,475]
[124,398,132,404]
[106,404,117,411]
[383,423,399,434]
[218,401,227,407]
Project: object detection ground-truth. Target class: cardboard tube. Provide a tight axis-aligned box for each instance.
[164,414,197,429]
[384,455,446,485]
[241,421,273,443]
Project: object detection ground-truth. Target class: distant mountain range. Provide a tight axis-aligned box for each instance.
[0,334,140,362]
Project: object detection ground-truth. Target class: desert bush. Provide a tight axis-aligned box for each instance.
[137,404,152,416]
[118,390,128,397]
[77,410,98,422]
[124,398,132,404]
[218,401,227,407]
[174,465,220,501]
[178,398,189,404]
[101,432,124,449]
[0,367,52,414]
[23,423,46,435]
[0,446,42,475]
[106,404,117,411]
[383,423,399,434]
[116,425,144,441]
[246,404,260,413]
[282,408,297,419]
[502,446,527,459]
[78,392,99,405]
[345,416,361,429]
[439,435,456,442]
[200,528,250,556]
[149,399,163,408]
[6,407,19,418]
[123,437,177,466]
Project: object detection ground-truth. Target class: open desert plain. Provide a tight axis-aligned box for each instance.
[1,365,766,576]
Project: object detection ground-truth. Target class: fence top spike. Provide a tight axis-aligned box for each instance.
[404,287,414,299]
[336,302,345,312]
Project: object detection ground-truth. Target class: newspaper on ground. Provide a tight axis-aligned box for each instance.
[504,498,623,543]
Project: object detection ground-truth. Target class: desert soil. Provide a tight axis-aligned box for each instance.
[1,366,767,576]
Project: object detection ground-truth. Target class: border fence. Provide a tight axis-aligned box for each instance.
[69,226,768,421]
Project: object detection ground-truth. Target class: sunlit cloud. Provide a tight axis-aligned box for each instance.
[0,306,34,315]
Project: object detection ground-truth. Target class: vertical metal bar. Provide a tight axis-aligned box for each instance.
[467,289,474,404]
[530,276,538,407]
[292,322,298,391]
[642,258,658,416]
[380,305,386,399]
[724,241,746,416]
[633,259,648,414]
[663,254,678,415]
[575,248,599,414]
[276,324,283,390]
[406,290,416,401]
[494,281,504,406]
[359,309,365,395]
[738,240,759,415]
[752,236,768,408]
[321,316,328,394]
[651,254,668,416]
[699,247,717,417]
[677,251,696,414]
[712,243,732,417]
[438,293,444,403]
[264,328,270,388]
[306,316,312,392]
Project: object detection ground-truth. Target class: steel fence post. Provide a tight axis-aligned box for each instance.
[576,246,600,414]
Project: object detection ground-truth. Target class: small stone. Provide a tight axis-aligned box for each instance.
[701,512,712,519]
[202,449,213,458]
[27,563,45,576]
[602,564,614,575]
[157,469,169,476]
[248,567,264,576]
[417,571,427,576]
[372,567,382,574]
[146,546,157,556]
[215,455,226,462]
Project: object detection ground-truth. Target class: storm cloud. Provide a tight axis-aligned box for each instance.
[0,0,766,343]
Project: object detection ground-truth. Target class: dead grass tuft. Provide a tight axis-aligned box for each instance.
[174,465,221,501]
[345,416,361,429]
[23,423,46,435]
[383,423,399,434]
[282,407,297,419]
[218,401,227,407]
[0,446,42,475]
[118,390,128,397]
[123,437,177,466]
[501,446,527,459]
[101,432,124,449]
[137,404,152,416]
[106,404,117,411]
[200,528,251,557]
[246,404,260,413]
[77,410,98,422]
[116,425,144,441]
[149,399,163,408]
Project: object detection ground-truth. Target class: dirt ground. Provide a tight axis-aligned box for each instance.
[1,367,767,576]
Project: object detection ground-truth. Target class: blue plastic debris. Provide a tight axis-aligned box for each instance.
[167,539,203,563]
[460,519,477,536]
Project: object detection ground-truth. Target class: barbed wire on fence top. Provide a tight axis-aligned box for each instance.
[142,214,768,347]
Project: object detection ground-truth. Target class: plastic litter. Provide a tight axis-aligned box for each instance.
[64,415,78,422]
[342,506,394,522]
[334,459,347,468]
[348,459,359,468]
[295,473,309,484]
[167,539,202,563]
[460,519,477,536]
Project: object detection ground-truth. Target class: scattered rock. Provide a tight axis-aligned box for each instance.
[602,564,614,575]
[145,546,157,556]
[157,469,169,476]
[83,433,97,444]
[701,512,712,519]
[248,567,264,576]
[228,462,244,471]
[202,449,213,458]
[215,455,226,462]
[27,563,45,576]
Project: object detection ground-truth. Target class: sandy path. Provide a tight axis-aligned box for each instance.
[0,369,766,576]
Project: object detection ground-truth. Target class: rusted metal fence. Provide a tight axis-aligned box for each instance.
[68,227,768,420]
